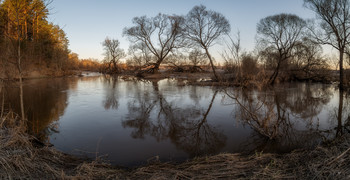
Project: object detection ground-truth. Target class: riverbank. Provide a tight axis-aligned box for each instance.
[122,70,337,88]
[1,112,349,179]
[0,67,92,80]
[2,68,337,89]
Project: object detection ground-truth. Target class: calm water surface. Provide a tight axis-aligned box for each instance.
[1,74,349,167]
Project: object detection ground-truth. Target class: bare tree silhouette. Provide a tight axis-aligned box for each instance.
[184,5,230,81]
[123,14,185,74]
[102,37,125,74]
[304,0,350,89]
[256,14,307,85]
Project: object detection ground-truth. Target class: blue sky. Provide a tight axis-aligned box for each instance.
[49,0,316,61]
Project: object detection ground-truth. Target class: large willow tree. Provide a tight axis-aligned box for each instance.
[257,14,307,85]
[184,5,230,81]
[123,14,185,73]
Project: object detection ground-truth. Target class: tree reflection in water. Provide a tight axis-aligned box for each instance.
[102,75,120,110]
[0,78,74,141]
[3,76,350,164]
[222,83,343,153]
[328,89,350,138]
[122,80,226,157]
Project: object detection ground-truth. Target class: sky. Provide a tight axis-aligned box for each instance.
[48,0,317,62]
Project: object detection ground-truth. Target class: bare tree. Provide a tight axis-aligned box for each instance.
[123,13,184,74]
[188,48,207,70]
[331,56,339,71]
[102,37,125,73]
[221,31,241,69]
[257,13,306,85]
[164,52,186,72]
[127,42,153,69]
[184,5,230,81]
[304,0,350,89]
[291,38,329,80]
[221,31,242,79]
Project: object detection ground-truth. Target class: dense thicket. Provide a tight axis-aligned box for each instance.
[0,0,76,79]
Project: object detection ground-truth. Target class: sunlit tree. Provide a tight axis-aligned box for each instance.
[102,37,125,73]
[0,0,69,120]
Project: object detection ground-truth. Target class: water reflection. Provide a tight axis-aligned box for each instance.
[222,83,338,152]
[0,76,101,141]
[329,89,350,138]
[122,80,226,157]
[1,77,349,166]
[1,78,71,140]
[102,75,119,110]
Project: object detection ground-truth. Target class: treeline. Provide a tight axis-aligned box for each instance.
[0,0,99,79]
[68,53,102,72]
[102,1,350,89]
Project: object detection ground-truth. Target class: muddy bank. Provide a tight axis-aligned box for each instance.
[1,112,349,179]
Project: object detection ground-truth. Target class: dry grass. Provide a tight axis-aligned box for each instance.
[129,136,350,179]
[0,111,125,179]
[0,111,349,179]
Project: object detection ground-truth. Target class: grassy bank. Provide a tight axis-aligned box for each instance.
[1,112,349,179]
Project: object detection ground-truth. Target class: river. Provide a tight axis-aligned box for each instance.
[1,74,348,167]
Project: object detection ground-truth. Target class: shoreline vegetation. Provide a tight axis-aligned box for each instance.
[1,111,349,179]
[1,0,350,179]
[6,69,339,87]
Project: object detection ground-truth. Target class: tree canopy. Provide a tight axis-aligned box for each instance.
[184,5,230,81]
[0,0,70,75]
[257,13,307,85]
[304,0,350,89]
[123,13,185,73]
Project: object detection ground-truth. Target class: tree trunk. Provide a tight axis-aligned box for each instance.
[204,47,219,81]
[7,7,10,35]
[25,20,27,39]
[37,15,39,35]
[339,50,344,90]
[17,39,25,121]
[153,59,162,73]
[269,61,281,85]
[112,60,118,73]
[18,35,25,122]
[17,19,25,121]
[33,16,35,40]
[1,85,4,118]
[19,75,25,121]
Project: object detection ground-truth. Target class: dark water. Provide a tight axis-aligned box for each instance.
[1,75,349,167]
